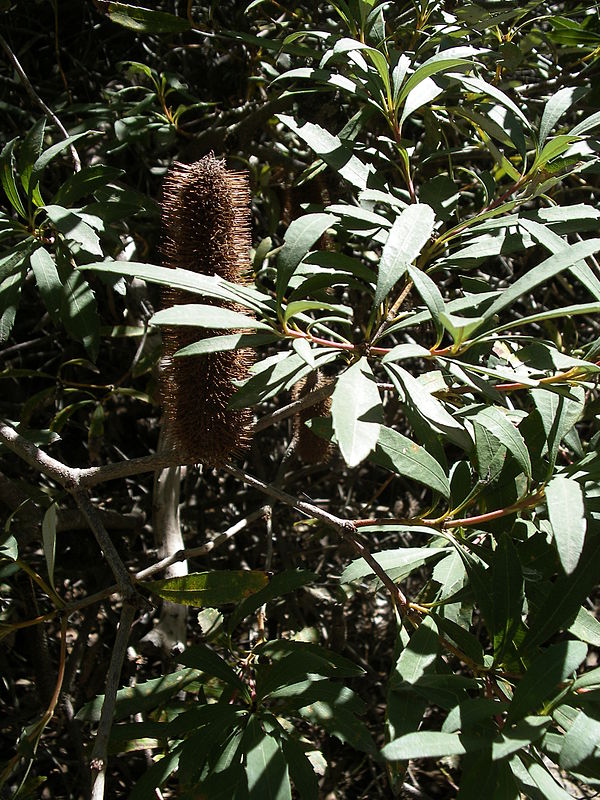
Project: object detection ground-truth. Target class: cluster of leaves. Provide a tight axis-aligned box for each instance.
[2,0,600,798]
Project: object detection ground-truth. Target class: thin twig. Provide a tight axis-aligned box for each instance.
[254,382,335,434]
[89,602,136,800]
[223,463,407,608]
[135,505,270,581]
[72,490,137,600]
[0,34,80,172]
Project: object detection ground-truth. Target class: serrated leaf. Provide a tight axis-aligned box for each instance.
[507,640,587,724]
[546,476,586,575]
[370,425,450,497]
[276,213,338,300]
[374,205,434,308]
[331,357,381,467]
[150,303,272,331]
[143,570,269,607]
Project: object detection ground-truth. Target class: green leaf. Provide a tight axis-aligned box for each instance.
[142,570,269,606]
[54,164,125,206]
[341,547,446,584]
[76,668,203,722]
[228,570,318,633]
[456,74,531,130]
[30,247,62,324]
[374,205,434,309]
[439,311,484,347]
[277,114,375,190]
[369,425,450,497]
[101,2,191,33]
[491,535,524,661]
[0,139,27,218]
[384,363,470,449]
[397,47,484,104]
[245,718,291,800]
[383,730,488,760]
[407,265,445,339]
[299,702,377,755]
[525,758,574,800]
[464,406,531,478]
[531,386,584,472]
[559,709,600,770]
[59,267,100,360]
[522,530,600,650]
[482,239,600,322]
[392,615,439,687]
[81,260,265,312]
[506,640,587,724]
[178,644,247,692]
[546,476,586,575]
[281,738,319,800]
[18,118,46,205]
[331,357,382,467]
[128,751,182,799]
[41,502,57,590]
[174,332,279,357]
[0,269,24,343]
[276,213,338,300]
[150,303,272,331]
[567,606,600,646]
[30,131,98,189]
[284,300,340,323]
[381,343,430,363]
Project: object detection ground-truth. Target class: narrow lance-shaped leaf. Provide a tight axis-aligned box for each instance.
[506,640,587,723]
[277,114,375,190]
[150,304,273,332]
[370,425,450,498]
[276,213,338,301]
[245,717,292,800]
[331,357,382,467]
[559,710,600,770]
[546,475,586,575]
[142,570,269,607]
[539,86,588,145]
[374,204,435,309]
[466,405,531,478]
[30,247,62,325]
[42,502,57,590]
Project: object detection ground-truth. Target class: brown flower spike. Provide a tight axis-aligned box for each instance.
[159,156,253,466]
[291,372,333,465]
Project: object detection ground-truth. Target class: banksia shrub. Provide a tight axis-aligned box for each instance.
[159,156,253,466]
